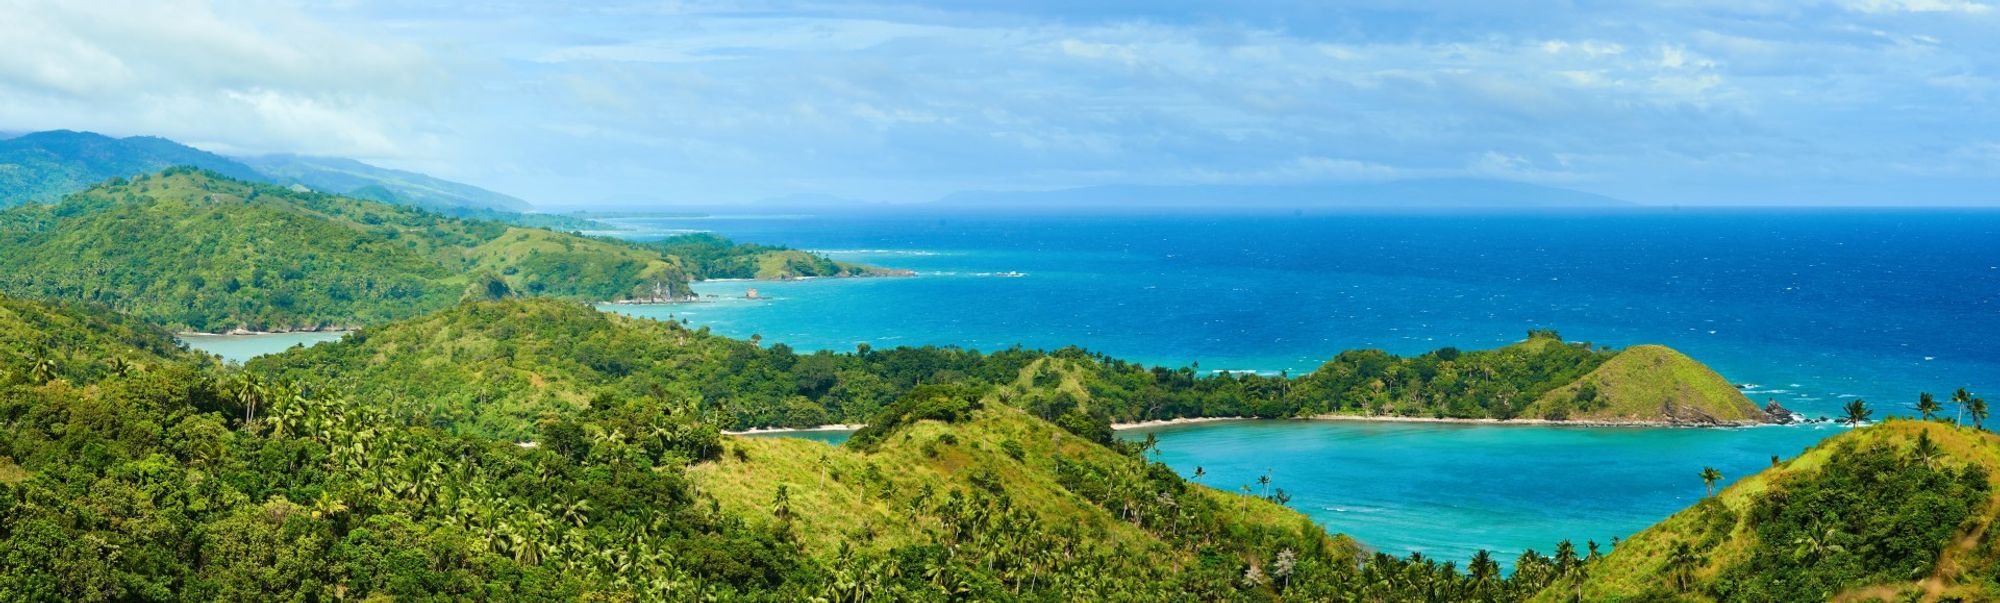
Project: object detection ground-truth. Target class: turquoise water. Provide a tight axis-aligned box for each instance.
[179,332,348,363]
[1120,420,1837,562]
[599,210,1999,561]
[742,430,854,445]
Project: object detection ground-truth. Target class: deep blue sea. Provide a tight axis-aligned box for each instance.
[592,209,2000,564]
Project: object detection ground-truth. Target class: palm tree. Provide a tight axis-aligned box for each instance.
[1970,397,1989,431]
[1953,388,1973,425]
[1468,549,1499,592]
[27,349,57,384]
[1666,541,1701,593]
[1257,471,1272,498]
[1700,466,1723,497]
[1916,392,1941,421]
[1842,399,1872,427]
[1192,465,1206,485]
[1912,430,1941,467]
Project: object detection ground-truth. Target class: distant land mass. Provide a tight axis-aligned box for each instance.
[238,154,531,212]
[0,130,531,213]
[939,178,1631,210]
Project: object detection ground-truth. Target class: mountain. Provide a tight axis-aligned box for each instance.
[238,154,531,212]
[939,178,1632,210]
[0,130,266,205]
[1560,419,2000,601]
[0,130,533,214]
[0,168,692,332]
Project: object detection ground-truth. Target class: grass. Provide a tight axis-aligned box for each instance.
[1529,344,1764,423]
[1555,419,2000,602]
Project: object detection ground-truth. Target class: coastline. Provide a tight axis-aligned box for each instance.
[178,327,356,337]
[724,423,866,436]
[1112,416,1254,430]
[1304,413,1770,428]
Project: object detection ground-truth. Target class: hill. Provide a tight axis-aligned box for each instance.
[1525,344,1768,424]
[0,130,538,215]
[1555,419,2000,601]
[938,178,1631,211]
[646,232,912,280]
[0,130,265,206]
[0,293,205,386]
[0,298,1586,600]
[238,154,531,212]
[0,168,694,331]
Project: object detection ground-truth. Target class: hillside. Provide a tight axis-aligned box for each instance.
[0,293,204,386]
[0,168,693,331]
[1555,420,2000,602]
[0,130,265,206]
[1525,344,1768,424]
[647,232,912,280]
[239,154,531,212]
[0,130,540,214]
[0,298,1583,600]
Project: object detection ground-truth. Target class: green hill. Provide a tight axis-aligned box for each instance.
[238,154,531,212]
[1554,420,2000,602]
[647,232,911,280]
[0,131,265,206]
[1525,344,1768,424]
[0,168,695,332]
[0,293,205,386]
[0,298,1585,600]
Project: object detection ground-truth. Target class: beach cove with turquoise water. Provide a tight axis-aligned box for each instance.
[176,209,2000,564]
[600,209,2000,563]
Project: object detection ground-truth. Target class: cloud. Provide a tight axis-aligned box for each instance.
[4,0,1999,205]
[0,0,437,158]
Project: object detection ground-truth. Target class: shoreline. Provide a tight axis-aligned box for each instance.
[724,423,866,436]
[177,328,356,337]
[1304,413,1770,428]
[1112,416,1255,430]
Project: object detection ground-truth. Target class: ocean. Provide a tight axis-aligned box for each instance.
[600,208,2000,563]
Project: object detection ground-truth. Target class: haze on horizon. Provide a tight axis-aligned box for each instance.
[2,0,1997,209]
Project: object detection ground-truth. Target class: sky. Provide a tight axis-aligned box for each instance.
[2,0,1998,207]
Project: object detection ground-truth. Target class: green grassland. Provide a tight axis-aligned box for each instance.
[1557,419,2000,602]
[1525,344,1767,424]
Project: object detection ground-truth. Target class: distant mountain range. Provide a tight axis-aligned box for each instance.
[939,179,1631,209]
[0,130,530,211]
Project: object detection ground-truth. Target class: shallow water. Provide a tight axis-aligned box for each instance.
[179,332,348,363]
[1120,419,1838,562]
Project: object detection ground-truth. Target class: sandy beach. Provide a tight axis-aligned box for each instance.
[723,423,866,435]
[1111,416,1253,430]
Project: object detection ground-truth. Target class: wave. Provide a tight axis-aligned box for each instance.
[809,248,943,256]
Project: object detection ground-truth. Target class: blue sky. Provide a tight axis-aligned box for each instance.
[2,0,1998,207]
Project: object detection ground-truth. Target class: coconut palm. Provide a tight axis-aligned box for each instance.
[1970,397,1989,431]
[1842,399,1871,427]
[1700,466,1723,497]
[1666,541,1701,593]
[1912,430,1941,467]
[1953,388,1973,424]
[1916,392,1941,421]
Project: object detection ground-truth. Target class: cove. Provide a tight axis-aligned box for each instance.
[1119,419,1841,564]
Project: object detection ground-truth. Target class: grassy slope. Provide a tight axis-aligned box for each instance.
[0,169,695,330]
[1556,420,2000,602]
[1527,344,1767,424]
[690,393,1359,576]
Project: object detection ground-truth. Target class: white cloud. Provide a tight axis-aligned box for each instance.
[0,0,436,158]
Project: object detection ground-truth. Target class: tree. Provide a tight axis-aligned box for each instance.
[1970,397,1989,431]
[1666,541,1701,593]
[1842,399,1871,427]
[1191,466,1205,485]
[1916,392,1941,421]
[1257,471,1272,498]
[1953,388,1972,424]
[1700,466,1723,497]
